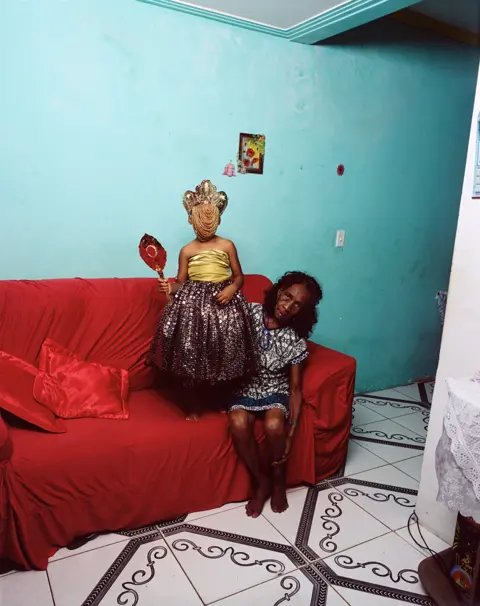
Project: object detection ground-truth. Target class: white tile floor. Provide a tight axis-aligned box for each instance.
[1,382,447,606]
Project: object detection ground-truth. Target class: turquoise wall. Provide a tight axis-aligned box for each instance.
[0,0,477,391]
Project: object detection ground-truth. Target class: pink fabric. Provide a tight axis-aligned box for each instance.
[34,339,129,420]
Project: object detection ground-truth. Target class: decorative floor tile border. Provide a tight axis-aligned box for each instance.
[351,392,430,450]
[61,475,428,606]
[315,559,434,605]
[350,432,425,450]
[163,522,307,567]
[81,523,332,606]
[81,530,165,606]
[294,480,431,604]
[329,477,417,502]
[355,394,430,412]
[117,515,187,537]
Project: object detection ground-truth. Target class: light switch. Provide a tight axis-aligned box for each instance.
[335,230,345,248]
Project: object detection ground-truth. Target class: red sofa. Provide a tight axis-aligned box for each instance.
[0,275,355,571]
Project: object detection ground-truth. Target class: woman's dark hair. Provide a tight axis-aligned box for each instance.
[263,271,323,338]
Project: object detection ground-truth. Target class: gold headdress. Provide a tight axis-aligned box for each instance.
[183,180,228,217]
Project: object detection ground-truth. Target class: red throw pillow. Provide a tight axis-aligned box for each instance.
[34,339,129,420]
[0,351,66,433]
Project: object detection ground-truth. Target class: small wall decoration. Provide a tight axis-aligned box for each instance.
[238,133,265,175]
[222,160,236,177]
[337,164,345,176]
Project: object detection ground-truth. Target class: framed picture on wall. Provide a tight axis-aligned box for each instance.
[238,133,265,174]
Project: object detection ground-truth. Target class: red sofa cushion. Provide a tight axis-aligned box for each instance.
[0,351,66,433]
[34,339,129,420]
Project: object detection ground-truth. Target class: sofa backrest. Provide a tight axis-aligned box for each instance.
[242,274,272,305]
[0,275,271,390]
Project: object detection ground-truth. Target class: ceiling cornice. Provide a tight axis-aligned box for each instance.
[138,0,422,44]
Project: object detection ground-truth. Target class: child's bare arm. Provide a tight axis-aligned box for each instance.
[228,241,244,292]
[216,241,244,305]
[158,247,189,295]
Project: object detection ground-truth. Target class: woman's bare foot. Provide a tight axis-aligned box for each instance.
[270,478,289,513]
[245,477,270,518]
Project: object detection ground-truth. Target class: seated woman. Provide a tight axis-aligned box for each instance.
[229,271,323,517]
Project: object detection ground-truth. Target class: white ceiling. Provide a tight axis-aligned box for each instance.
[170,0,345,29]
[412,0,480,35]
[162,0,480,37]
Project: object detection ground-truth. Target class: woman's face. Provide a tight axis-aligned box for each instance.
[275,283,309,324]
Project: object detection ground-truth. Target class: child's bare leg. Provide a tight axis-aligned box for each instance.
[210,382,235,414]
[264,409,289,513]
[183,385,200,421]
[229,409,270,517]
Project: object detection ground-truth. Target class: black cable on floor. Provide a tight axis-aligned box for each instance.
[407,511,464,601]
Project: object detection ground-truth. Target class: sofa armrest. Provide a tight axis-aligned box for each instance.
[302,342,356,481]
[302,342,356,418]
[0,413,13,464]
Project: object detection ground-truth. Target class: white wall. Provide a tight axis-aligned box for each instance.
[416,61,480,542]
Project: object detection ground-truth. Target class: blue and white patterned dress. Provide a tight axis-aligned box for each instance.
[229,303,308,417]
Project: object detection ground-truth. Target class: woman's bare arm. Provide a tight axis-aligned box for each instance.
[288,363,303,428]
[273,363,304,466]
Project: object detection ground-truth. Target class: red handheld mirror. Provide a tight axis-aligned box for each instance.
[139,233,167,277]
[139,234,169,302]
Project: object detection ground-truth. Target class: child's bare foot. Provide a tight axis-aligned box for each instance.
[245,477,270,518]
[270,481,289,513]
[186,413,199,421]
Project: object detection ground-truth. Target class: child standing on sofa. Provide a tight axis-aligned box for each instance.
[149,179,258,419]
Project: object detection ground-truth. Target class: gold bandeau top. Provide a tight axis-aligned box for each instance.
[188,249,231,283]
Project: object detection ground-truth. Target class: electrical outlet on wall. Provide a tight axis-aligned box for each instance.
[335,230,345,248]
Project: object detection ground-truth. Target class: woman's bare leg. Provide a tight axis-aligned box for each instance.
[229,409,270,517]
[264,409,288,513]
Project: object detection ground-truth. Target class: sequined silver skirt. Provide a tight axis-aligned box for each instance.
[149,280,258,385]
